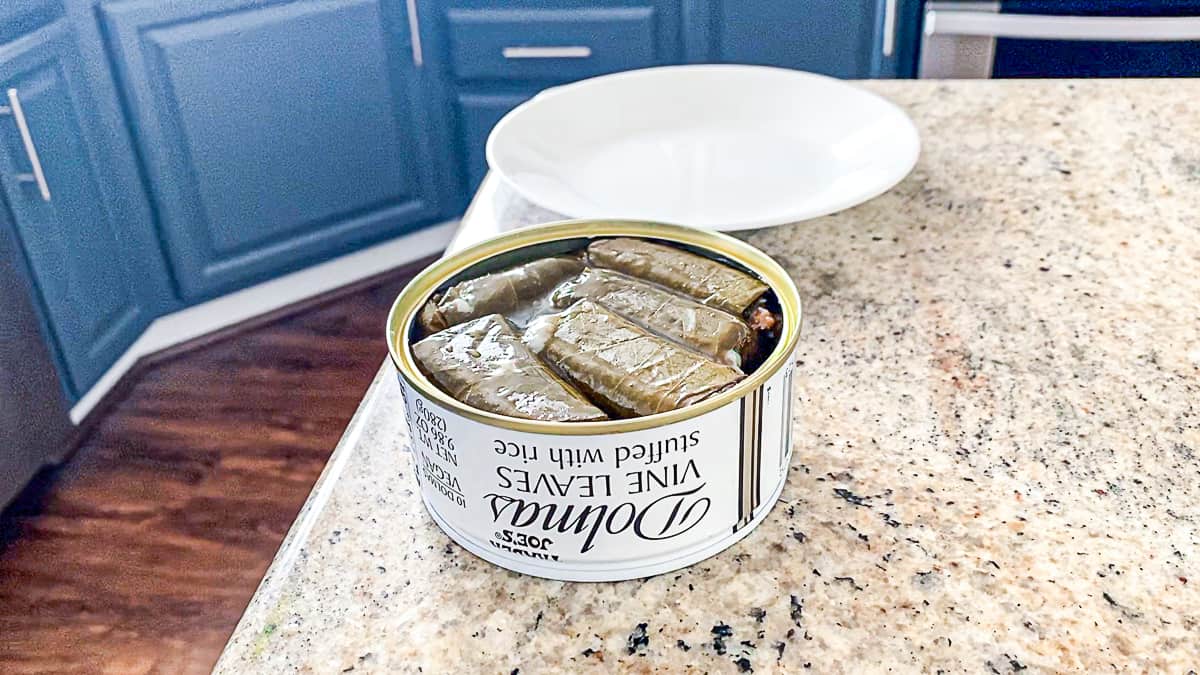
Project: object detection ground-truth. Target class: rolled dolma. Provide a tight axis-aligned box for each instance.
[587,238,769,315]
[413,314,607,422]
[523,301,743,418]
[551,268,756,368]
[420,257,584,333]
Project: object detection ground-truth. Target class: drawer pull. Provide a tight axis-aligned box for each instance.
[0,88,51,202]
[502,46,592,59]
[882,0,898,56]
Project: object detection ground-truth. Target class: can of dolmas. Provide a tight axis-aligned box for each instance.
[387,220,802,581]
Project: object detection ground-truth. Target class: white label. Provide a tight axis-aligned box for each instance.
[397,358,795,570]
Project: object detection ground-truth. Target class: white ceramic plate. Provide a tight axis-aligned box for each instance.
[486,65,920,231]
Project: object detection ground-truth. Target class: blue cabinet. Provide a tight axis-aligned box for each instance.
[0,0,921,405]
[0,0,61,46]
[0,20,157,396]
[101,0,455,300]
[456,91,536,192]
[431,0,684,200]
[692,0,918,78]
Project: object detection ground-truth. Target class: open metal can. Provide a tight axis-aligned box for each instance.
[387,221,802,581]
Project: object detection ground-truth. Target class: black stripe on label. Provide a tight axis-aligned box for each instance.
[735,387,765,533]
[754,386,764,511]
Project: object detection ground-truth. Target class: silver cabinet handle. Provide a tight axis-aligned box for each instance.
[405,0,423,67]
[925,9,1200,41]
[502,46,592,59]
[882,0,898,56]
[1,88,51,201]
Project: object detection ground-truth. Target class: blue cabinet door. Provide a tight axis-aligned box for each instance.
[0,21,154,397]
[697,0,914,78]
[456,91,534,193]
[102,0,452,300]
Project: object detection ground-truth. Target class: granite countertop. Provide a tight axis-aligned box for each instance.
[216,80,1200,673]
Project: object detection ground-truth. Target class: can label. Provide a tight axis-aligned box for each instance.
[398,356,795,576]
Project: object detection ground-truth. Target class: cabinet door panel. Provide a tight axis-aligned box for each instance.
[712,0,882,78]
[0,0,61,46]
[103,0,444,299]
[0,22,147,395]
[456,91,531,192]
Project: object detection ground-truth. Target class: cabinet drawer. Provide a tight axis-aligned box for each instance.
[447,7,659,82]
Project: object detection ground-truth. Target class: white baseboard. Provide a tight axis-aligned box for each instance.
[69,220,457,423]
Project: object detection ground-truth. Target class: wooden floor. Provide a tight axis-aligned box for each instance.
[0,265,425,674]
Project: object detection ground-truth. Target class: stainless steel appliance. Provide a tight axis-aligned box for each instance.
[920,1,1200,78]
[0,205,72,509]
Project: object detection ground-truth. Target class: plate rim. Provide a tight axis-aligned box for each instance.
[485,64,921,232]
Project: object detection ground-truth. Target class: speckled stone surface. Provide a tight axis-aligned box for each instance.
[216,80,1200,673]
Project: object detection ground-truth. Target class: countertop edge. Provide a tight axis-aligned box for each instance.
[213,361,395,671]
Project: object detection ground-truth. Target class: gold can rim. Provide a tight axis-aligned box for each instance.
[386,220,803,435]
